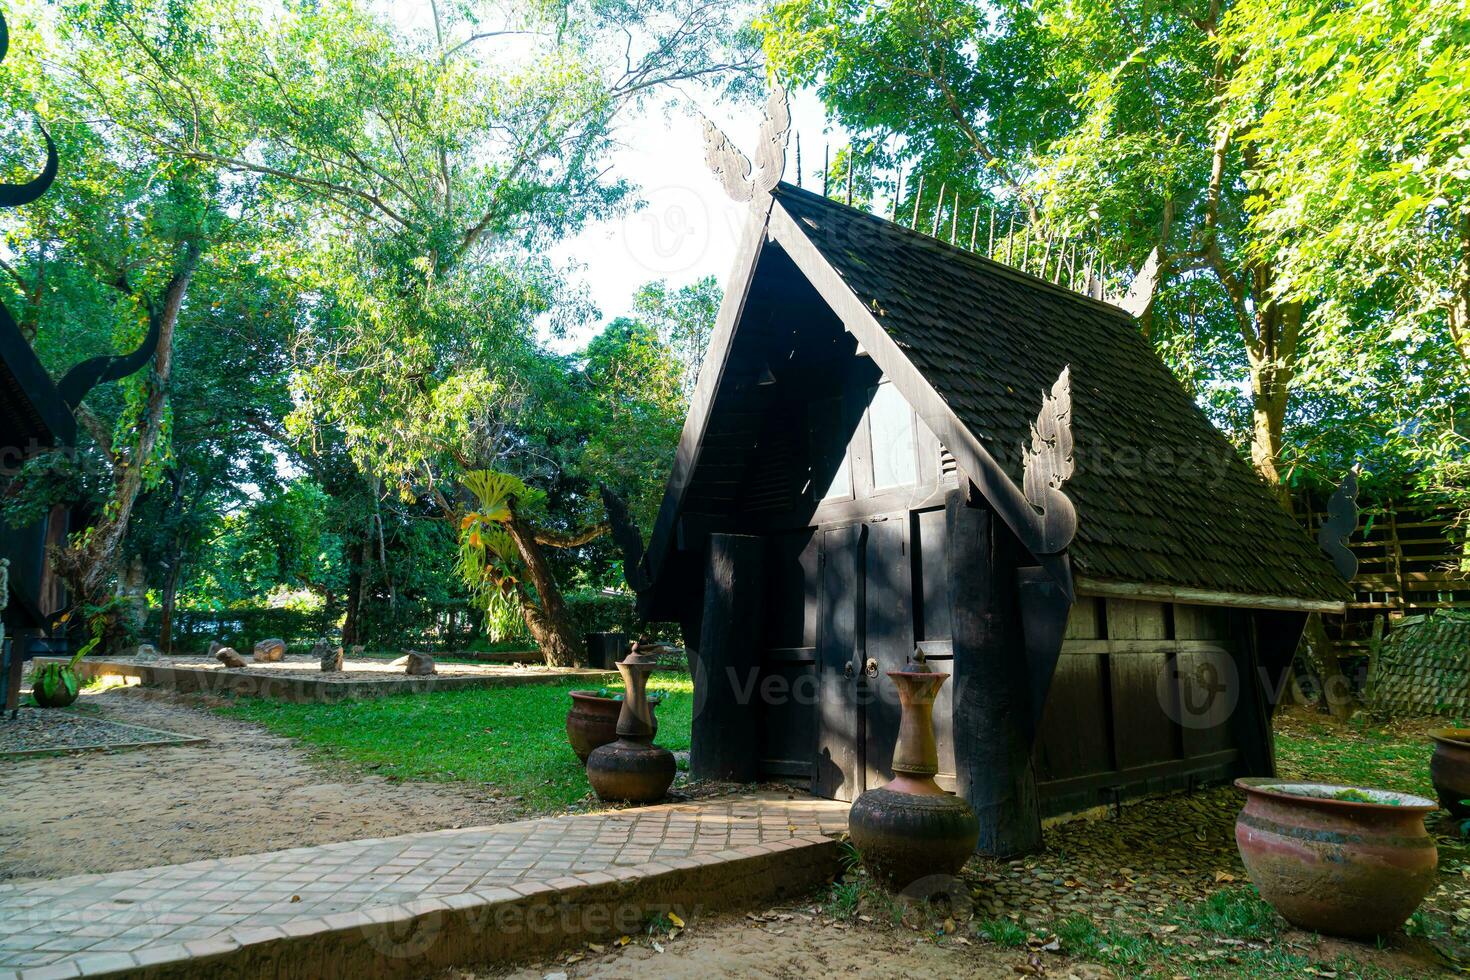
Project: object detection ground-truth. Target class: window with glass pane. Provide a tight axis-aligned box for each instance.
[869,382,917,490]
[810,396,852,501]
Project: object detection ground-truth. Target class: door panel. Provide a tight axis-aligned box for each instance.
[862,519,914,788]
[815,524,864,801]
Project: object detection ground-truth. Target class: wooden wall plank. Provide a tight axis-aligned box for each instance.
[816,524,864,801]
[863,519,914,787]
[690,534,766,783]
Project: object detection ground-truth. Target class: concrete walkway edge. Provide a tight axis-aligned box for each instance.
[52,835,841,980]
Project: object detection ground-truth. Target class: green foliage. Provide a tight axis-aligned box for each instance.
[974,917,1029,948]
[28,663,80,708]
[761,0,1470,507]
[1172,887,1283,941]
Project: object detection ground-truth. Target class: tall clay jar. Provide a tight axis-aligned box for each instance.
[586,645,676,803]
[848,658,980,892]
[1234,779,1438,939]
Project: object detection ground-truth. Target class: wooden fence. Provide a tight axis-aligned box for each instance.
[1303,500,1470,659]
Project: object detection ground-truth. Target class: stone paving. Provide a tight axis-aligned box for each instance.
[0,792,848,977]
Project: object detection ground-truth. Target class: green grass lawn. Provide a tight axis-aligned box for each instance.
[217,676,693,810]
[1274,710,1466,800]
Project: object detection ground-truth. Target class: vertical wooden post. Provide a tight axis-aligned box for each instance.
[945,488,1042,856]
[690,533,766,782]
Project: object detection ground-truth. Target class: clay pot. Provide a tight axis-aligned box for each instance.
[586,649,675,803]
[566,691,661,763]
[849,666,979,892]
[1234,778,1438,939]
[1429,729,1470,817]
[30,663,80,708]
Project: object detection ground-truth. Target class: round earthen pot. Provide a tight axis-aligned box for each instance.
[849,667,979,892]
[1234,778,1438,939]
[567,692,661,763]
[567,692,619,763]
[585,651,675,803]
[1429,729,1470,817]
[849,789,981,891]
[585,738,676,802]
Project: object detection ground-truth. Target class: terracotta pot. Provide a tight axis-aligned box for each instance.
[566,692,660,763]
[849,667,979,892]
[30,663,80,708]
[1234,778,1438,938]
[586,649,675,804]
[1429,729,1470,817]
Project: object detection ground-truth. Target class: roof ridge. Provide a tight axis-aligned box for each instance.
[772,181,1136,320]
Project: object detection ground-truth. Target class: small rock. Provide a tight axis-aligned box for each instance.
[216,648,247,668]
[206,640,224,658]
[349,644,365,657]
[405,651,436,676]
[253,638,287,663]
[133,643,161,661]
[388,654,410,667]
[312,638,343,672]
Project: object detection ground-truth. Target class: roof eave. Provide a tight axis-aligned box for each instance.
[641,199,774,598]
[1074,576,1348,615]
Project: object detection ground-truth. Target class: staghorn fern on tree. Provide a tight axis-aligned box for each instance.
[456,470,599,667]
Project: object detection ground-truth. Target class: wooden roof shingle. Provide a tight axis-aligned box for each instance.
[771,183,1347,604]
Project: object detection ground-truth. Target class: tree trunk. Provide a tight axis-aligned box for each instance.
[341,566,363,647]
[1241,295,1301,511]
[51,243,201,624]
[341,534,373,647]
[1301,613,1354,720]
[505,510,585,667]
[158,556,182,653]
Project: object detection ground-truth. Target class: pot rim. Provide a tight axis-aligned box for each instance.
[1428,728,1470,749]
[1234,777,1437,813]
[568,689,664,705]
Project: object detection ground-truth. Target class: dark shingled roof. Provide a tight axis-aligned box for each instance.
[773,183,1347,603]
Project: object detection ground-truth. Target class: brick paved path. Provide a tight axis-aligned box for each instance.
[0,793,848,977]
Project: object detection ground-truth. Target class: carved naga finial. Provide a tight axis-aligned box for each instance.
[0,13,60,211]
[1317,466,1360,581]
[1022,366,1077,554]
[1113,247,1160,319]
[701,86,791,206]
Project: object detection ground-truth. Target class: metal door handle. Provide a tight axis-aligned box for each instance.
[843,661,855,679]
[864,658,879,678]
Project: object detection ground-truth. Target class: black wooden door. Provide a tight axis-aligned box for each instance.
[814,517,920,800]
[862,518,914,788]
[815,523,864,801]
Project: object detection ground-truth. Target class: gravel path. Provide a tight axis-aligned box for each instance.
[0,707,197,756]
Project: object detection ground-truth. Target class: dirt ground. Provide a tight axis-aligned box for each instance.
[0,685,523,882]
[459,913,1112,980]
[4,689,1463,977]
[456,910,1452,980]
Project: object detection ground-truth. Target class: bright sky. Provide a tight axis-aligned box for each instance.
[546,87,843,353]
[379,0,851,354]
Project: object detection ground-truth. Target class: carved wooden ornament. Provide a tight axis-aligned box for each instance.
[1317,467,1360,581]
[701,87,791,205]
[1021,366,1078,554]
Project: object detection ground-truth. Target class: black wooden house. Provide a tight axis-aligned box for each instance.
[635,166,1349,854]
